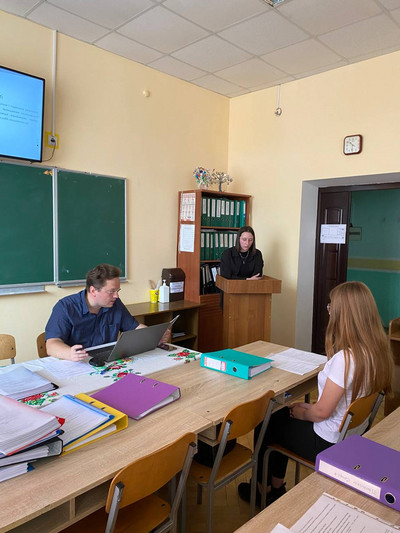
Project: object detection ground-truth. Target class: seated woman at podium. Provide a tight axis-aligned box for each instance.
[220,226,264,280]
[238,281,393,507]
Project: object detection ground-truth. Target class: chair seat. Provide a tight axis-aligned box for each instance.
[60,494,170,533]
[190,443,253,485]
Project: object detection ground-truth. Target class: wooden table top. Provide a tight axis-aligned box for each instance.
[0,340,323,532]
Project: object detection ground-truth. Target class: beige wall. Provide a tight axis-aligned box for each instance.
[0,12,229,362]
[229,52,400,348]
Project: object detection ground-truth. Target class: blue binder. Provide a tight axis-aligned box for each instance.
[201,349,272,380]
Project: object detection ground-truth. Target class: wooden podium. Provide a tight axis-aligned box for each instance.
[216,275,282,349]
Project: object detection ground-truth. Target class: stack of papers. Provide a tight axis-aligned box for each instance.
[0,366,57,400]
[0,395,62,456]
[0,437,63,467]
[40,394,122,453]
[0,395,63,482]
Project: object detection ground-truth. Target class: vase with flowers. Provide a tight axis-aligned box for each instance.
[193,166,211,189]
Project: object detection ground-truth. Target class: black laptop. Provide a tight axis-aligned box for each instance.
[87,316,179,367]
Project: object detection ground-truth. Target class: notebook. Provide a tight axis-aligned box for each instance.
[87,316,179,367]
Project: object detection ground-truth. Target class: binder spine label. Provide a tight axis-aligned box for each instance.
[318,459,381,499]
[203,357,226,372]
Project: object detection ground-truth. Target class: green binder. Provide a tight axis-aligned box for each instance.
[201,349,272,380]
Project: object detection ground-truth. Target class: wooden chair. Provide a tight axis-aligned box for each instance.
[189,390,275,533]
[36,332,47,358]
[261,391,384,509]
[61,432,197,533]
[0,334,16,364]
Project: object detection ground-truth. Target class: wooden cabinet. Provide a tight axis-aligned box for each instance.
[126,300,200,350]
[385,317,400,415]
[177,190,251,352]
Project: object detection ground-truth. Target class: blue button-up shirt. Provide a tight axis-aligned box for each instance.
[45,290,138,347]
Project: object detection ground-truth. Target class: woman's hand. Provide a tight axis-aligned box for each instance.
[246,273,262,280]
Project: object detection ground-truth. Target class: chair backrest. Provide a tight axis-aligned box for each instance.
[218,390,275,442]
[36,332,47,358]
[337,391,383,442]
[0,334,16,363]
[105,432,196,512]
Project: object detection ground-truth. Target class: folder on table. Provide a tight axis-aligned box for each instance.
[316,434,400,511]
[201,349,272,380]
[0,436,63,466]
[60,394,128,454]
[91,373,181,421]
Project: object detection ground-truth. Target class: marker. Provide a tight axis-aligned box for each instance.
[100,365,113,375]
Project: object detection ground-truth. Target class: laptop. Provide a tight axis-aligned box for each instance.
[87,315,179,367]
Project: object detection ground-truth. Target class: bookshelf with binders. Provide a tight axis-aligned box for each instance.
[177,190,251,352]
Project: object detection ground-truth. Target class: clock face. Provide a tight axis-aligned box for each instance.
[344,135,362,155]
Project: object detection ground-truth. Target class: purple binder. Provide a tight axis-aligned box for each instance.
[91,374,180,420]
[316,434,400,510]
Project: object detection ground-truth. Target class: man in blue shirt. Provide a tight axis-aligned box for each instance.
[45,264,145,361]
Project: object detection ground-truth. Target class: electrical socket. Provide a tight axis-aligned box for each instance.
[45,132,59,148]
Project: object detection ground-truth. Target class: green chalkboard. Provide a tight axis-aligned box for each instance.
[0,162,53,286]
[57,170,126,283]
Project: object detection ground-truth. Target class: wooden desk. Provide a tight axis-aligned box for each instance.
[0,341,321,533]
[235,407,400,532]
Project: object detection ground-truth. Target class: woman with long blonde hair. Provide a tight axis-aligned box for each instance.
[239,281,393,507]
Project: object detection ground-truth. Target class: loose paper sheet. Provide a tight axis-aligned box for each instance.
[320,224,346,244]
[291,493,400,533]
[179,223,195,252]
[268,348,326,375]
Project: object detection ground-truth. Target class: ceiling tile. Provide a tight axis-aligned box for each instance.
[95,33,163,64]
[172,36,251,72]
[216,58,286,88]
[0,0,42,16]
[148,56,206,81]
[163,0,268,32]
[319,13,400,58]
[278,0,382,35]
[47,0,153,29]
[262,39,341,75]
[27,3,108,42]
[192,74,245,96]
[390,7,400,24]
[219,10,308,56]
[379,0,400,8]
[118,5,209,54]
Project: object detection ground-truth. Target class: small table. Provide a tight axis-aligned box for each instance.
[235,407,400,532]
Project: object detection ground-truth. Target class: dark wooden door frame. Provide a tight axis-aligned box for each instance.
[295,173,400,352]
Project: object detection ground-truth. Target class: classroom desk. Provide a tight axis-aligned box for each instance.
[0,341,322,533]
[235,406,400,533]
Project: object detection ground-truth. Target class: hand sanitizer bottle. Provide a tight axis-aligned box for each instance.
[158,280,169,303]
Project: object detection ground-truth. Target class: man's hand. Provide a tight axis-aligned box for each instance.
[70,345,88,362]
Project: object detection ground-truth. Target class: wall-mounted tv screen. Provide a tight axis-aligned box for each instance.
[0,66,45,162]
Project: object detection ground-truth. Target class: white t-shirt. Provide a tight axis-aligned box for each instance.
[313,349,360,443]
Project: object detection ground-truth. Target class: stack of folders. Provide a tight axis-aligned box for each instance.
[91,373,181,421]
[200,264,220,295]
[40,394,127,454]
[0,366,58,400]
[201,197,247,228]
[200,230,237,261]
[0,395,64,482]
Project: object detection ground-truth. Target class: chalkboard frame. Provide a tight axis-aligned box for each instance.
[0,162,127,293]
[55,168,127,287]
